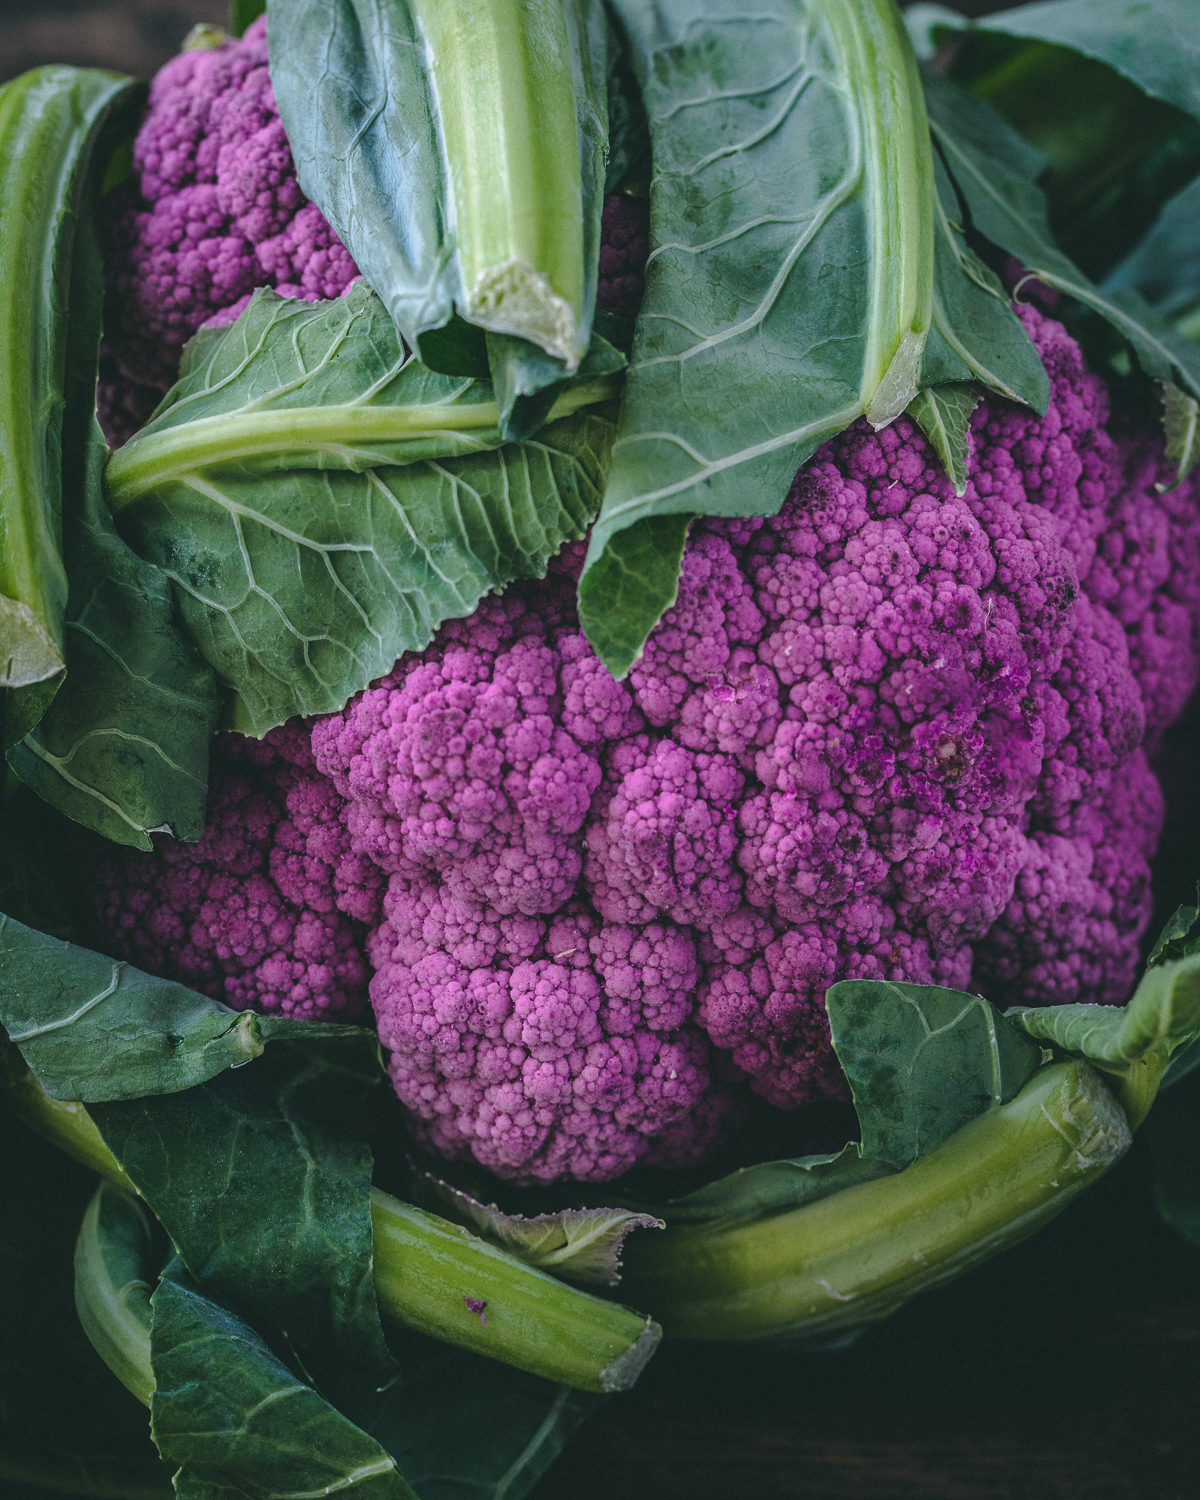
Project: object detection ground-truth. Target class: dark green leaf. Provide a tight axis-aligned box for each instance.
[827,980,1044,1169]
[645,980,1042,1228]
[0,913,366,1101]
[925,69,1200,422]
[150,1256,414,1500]
[92,1034,394,1414]
[906,383,983,497]
[74,1183,157,1408]
[1148,1068,1200,1250]
[267,0,608,375]
[487,330,626,445]
[0,1107,171,1498]
[365,1327,596,1500]
[582,0,935,673]
[980,0,1200,122]
[414,1174,661,1286]
[922,150,1050,412]
[1104,175,1200,321]
[105,287,617,735]
[229,0,266,38]
[577,511,692,677]
[8,126,220,847]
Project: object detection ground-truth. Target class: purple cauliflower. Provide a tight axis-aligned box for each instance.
[90,28,1200,1183]
[90,307,1200,1182]
[97,18,651,447]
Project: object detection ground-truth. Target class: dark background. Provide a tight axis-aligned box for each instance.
[3,3,1199,1498]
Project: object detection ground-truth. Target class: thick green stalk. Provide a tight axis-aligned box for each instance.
[0,68,137,688]
[619,1061,1130,1341]
[7,1054,657,1393]
[103,377,619,511]
[814,0,936,426]
[413,0,587,366]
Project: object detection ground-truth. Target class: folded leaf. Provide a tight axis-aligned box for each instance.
[267,0,607,374]
[924,67,1200,446]
[416,1174,661,1286]
[105,287,617,735]
[8,120,220,847]
[1009,930,1200,1126]
[0,913,364,1101]
[150,1256,414,1500]
[580,0,937,675]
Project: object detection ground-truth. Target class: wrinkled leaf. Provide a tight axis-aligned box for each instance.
[0,913,364,1102]
[580,0,938,674]
[150,1256,413,1500]
[92,1034,395,1415]
[416,1174,661,1286]
[925,69,1200,423]
[1010,937,1200,1124]
[267,0,607,374]
[647,979,1042,1227]
[906,383,983,496]
[105,288,617,736]
[827,980,1044,1168]
[1147,893,1200,968]
[978,0,1200,122]
[9,144,219,847]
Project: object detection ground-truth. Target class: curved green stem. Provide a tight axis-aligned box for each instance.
[7,1050,657,1394]
[619,1061,1130,1342]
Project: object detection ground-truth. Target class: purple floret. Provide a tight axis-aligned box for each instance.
[99,17,357,441]
[91,80,1200,1187]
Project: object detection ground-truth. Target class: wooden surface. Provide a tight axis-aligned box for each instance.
[4,4,1198,1497]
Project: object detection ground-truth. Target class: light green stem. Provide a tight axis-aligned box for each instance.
[74,1183,156,1407]
[413,0,587,365]
[814,0,935,425]
[7,1051,657,1394]
[619,1061,1130,1341]
[104,377,619,510]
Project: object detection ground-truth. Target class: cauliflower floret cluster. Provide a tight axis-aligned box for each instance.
[93,723,375,1021]
[92,60,1200,1184]
[97,19,654,448]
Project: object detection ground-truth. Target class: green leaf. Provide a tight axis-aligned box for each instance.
[1160,380,1200,481]
[1105,175,1200,323]
[576,511,692,676]
[1009,940,1200,1126]
[0,913,365,1102]
[1146,892,1200,968]
[267,0,608,373]
[639,980,1042,1229]
[922,150,1051,412]
[0,1107,171,1497]
[104,287,617,736]
[414,1174,662,1287]
[581,0,937,674]
[150,1256,414,1500]
[827,980,1044,1168]
[979,0,1200,122]
[905,383,983,496]
[0,69,140,694]
[924,70,1200,419]
[229,0,265,38]
[7,96,220,848]
[90,1034,396,1415]
[487,330,627,445]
